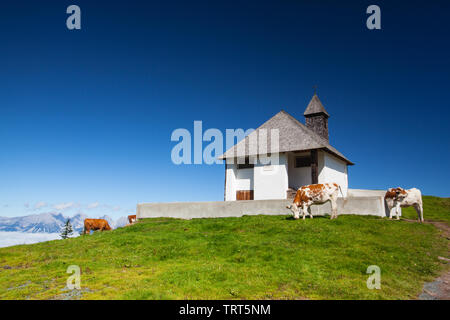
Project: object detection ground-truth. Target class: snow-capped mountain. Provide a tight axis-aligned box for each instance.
[0,212,70,233]
[70,213,88,232]
[0,212,129,233]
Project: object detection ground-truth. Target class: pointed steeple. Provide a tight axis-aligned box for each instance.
[304,93,330,141]
[304,93,330,117]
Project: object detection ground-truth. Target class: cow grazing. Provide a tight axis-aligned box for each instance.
[128,215,137,224]
[287,183,344,220]
[83,218,112,235]
[385,187,423,222]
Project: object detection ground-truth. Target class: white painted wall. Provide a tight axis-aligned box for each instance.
[318,150,348,196]
[225,163,237,201]
[287,151,312,189]
[254,153,288,200]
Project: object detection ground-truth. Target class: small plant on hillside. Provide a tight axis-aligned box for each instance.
[60,219,74,239]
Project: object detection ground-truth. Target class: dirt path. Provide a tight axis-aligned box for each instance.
[403,219,450,300]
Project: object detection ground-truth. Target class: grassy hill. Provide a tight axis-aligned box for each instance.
[0,196,448,300]
[402,196,450,223]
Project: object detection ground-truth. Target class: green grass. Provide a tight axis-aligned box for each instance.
[402,195,450,223]
[0,196,448,300]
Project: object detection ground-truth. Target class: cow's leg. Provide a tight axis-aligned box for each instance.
[308,206,313,219]
[395,202,401,220]
[330,199,338,219]
[388,203,393,219]
[302,204,308,220]
[414,203,424,223]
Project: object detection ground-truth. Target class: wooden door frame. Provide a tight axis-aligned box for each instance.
[311,149,318,184]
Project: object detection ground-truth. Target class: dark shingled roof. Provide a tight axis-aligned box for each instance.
[217,110,353,165]
[304,94,330,117]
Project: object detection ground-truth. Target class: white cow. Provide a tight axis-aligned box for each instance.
[385,187,424,222]
[286,183,344,220]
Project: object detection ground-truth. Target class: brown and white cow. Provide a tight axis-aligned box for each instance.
[83,218,112,234]
[128,215,137,224]
[287,183,344,220]
[385,187,423,222]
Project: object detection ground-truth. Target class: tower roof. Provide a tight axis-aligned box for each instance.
[304,94,329,117]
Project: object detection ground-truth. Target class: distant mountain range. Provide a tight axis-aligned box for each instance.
[0,212,129,234]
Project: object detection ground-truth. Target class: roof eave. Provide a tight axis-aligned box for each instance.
[218,148,354,165]
[320,148,354,165]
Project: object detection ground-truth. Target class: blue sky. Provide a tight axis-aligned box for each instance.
[0,1,449,219]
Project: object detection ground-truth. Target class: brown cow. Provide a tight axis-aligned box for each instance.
[128,215,137,224]
[286,183,344,220]
[83,218,112,235]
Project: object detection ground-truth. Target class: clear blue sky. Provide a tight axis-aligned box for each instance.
[1,1,449,218]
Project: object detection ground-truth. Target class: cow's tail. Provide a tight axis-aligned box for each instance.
[338,185,348,207]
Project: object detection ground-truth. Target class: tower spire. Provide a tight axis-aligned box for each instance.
[304,93,330,141]
[304,93,329,117]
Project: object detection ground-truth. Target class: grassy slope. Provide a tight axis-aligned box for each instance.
[402,196,450,223]
[0,197,448,300]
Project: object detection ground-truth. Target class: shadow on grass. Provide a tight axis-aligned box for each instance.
[284,215,331,220]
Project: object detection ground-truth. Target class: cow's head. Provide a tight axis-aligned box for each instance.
[286,203,301,219]
[394,187,407,200]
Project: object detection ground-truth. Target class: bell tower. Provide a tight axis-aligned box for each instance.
[304,93,329,142]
